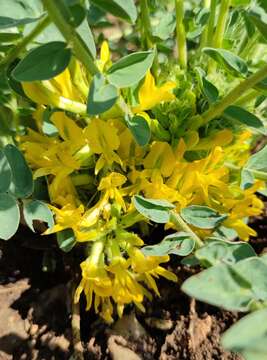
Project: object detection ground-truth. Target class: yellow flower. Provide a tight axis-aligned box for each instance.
[128,247,177,296]
[221,182,264,240]
[98,172,127,211]
[75,258,114,323]
[45,203,85,236]
[21,114,87,197]
[97,41,111,72]
[85,118,122,174]
[133,71,176,112]
[143,141,176,177]
[22,68,85,113]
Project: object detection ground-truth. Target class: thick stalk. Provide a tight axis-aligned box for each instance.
[175,0,187,68]
[206,0,217,46]
[140,0,153,49]
[42,0,99,76]
[213,0,231,48]
[0,16,50,69]
[199,0,211,50]
[200,63,267,125]
[234,89,259,106]
[208,0,230,73]
[140,0,159,78]
[169,212,204,248]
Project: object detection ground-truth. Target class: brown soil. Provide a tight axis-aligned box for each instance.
[1,203,266,360]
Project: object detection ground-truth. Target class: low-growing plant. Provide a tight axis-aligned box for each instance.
[1,0,267,358]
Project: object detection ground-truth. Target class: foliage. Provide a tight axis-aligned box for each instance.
[1,0,267,357]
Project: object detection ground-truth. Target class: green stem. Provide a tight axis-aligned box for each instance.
[140,0,159,78]
[0,16,50,69]
[208,0,230,73]
[206,0,217,46]
[234,89,259,106]
[199,0,211,50]
[199,63,267,125]
[169,212,204,248]
[42,0,99,76]
[175,0,187,69]
[213,0,231,48]
[140,0,153,49]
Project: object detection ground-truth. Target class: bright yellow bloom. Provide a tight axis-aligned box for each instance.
[98,172,127,211]
[22,68,85,112]
[75,259,114,323]
[45,203,84,236]
[97,41,111,72]
[221,182,264,240]
[21,114,87,199]
[143,141,176,177]
[133,71,176,112]
[85,118,122,174]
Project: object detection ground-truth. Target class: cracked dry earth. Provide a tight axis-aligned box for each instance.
[1,204,266,360]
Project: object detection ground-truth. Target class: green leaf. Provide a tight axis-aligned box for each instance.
[152,13,176,40]
[76,17,96,59]
[244,145,267,171]
[0,193,20,240]
[195,240,256,267]
[248,6,267,42]
[222,308,267,360]
[57,229,76,252]
[87,73,118,115]
[0,0,43,29]
[202,47,248,77]
[181,205,227,229]
[125,115,151,146]
[4,144,33,198]
[182,257,267,312]
[133,195,175,223]
[142,232,195,256]
[0,149,11,193]
[23,23,64,45]
[241,144,267,188]
[202,77,219,103]
[107,51,155,88]
[12,41,71,82]
[90,0,137,24]
[23,200,54,232]
[224,106,266,134]
[195,67,219,103]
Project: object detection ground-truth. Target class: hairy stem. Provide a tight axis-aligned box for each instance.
[206,0,217,46]
[234,89,259,106]
[199,0,211,50]
[213,0,231,48]
[208,0,230,73]
[140,0,159,78]
[175,0,187,68]
[140,0,153,49]
[0,16,50,69]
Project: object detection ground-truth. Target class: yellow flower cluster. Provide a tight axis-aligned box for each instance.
[19,43,264,322]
